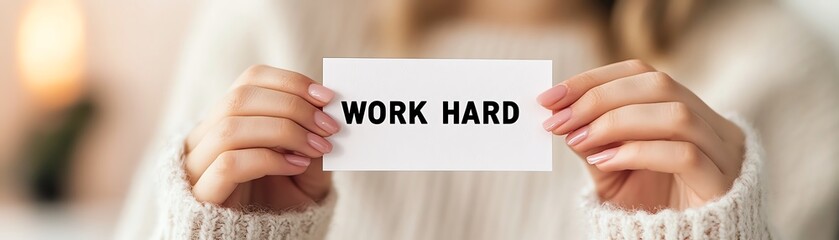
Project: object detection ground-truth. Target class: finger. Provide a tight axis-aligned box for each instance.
[186,65,335,154]
[543,63,742,142]
[293,157,332,202]
[545,70,733,140]
[565,102,739,175]
[186,116,332,184]
[587,141,730,200]
[192,148,311,204]
[537,59,654,110]
[187,85,341,149]
[233,65,334,107]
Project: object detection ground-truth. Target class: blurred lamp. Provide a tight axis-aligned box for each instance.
[17,0,86,110]
[16,0,93,202]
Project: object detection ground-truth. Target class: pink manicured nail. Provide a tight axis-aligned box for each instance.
[285,154,311,167]
[314,111,340,134]
[587,148,618,165]
[307,133,332,153]
[308,84,334,103]
[537,84,568,107]
[542,108,572,131]
[566,126,589,146]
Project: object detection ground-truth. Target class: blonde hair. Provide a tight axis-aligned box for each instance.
[378,0,708,61]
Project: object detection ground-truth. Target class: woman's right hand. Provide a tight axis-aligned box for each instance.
[184,65,340,210]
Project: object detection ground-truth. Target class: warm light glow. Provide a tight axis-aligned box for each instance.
[17,0,86,109]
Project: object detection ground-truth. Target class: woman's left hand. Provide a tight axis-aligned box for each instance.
[538,59,746,211]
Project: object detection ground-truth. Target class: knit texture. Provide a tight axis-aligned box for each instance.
[583,115,770,240]
[156,126,336,239]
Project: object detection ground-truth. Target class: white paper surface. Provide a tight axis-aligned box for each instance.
[322,58,552,171]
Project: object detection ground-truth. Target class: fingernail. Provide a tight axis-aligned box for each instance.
[537,84,568,107]
[566,126,589,146]
[542,108,572,131]
[285,154,311,167]
[587,148,618,165]
[308,84,334,103]
[307,132,333,153]
[314,111,340,134]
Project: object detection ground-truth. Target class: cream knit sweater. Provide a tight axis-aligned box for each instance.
[116,1,839,239]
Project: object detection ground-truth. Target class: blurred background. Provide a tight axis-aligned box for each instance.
[0,0,837,239]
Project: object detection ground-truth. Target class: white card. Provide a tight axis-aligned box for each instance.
[322,58,552,171]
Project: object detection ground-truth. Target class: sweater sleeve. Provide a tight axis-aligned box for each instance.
[581,115,770,239]
[155,127,336,239]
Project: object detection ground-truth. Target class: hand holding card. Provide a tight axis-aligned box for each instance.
[323,58,553,171]
[540,59,746,211]
[183,65,334,209]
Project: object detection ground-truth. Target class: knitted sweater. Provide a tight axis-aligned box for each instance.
[116,0,839,239]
